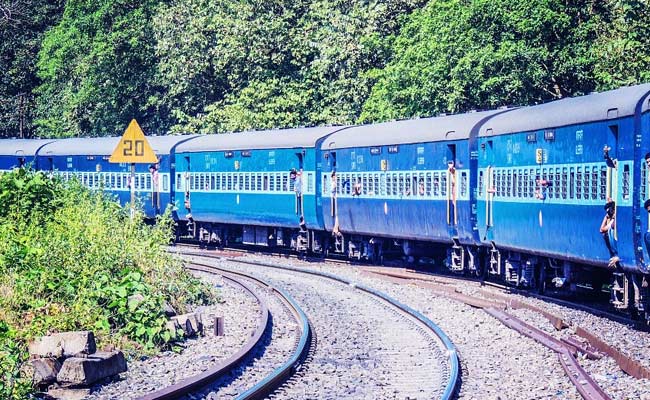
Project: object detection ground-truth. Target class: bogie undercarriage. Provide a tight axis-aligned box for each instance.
[179,220,650,323]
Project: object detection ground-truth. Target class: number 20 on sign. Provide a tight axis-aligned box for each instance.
[109,119,158,164]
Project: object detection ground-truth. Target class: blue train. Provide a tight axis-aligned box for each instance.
[1,84,649,320]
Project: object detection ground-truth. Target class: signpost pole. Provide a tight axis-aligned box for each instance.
[130,162,136,220]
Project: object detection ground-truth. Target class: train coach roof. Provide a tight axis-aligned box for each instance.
[175,126,348,153]
[38,135,196,156]
[321,110,503,150]
[0,139,56,156]
[480,83,650,137]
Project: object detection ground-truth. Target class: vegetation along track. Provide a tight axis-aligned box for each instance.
[175,249,461,399]
[137,263,311,400]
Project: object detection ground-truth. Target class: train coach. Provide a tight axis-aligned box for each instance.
[34,135,195,218]
[0,138,55,170]
[474,84,650,318]
[172,126,348,250]
[317,110,506,263]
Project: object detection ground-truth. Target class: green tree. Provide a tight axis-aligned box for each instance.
[361,0,611,122]
[0,0,65,138]
[34,0,165,138]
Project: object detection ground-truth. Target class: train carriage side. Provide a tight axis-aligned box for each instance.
[37,136,192,218]
[173,126,346,249]
[476,84,650,319]
[0,139,55,171]
[318,111,501,265]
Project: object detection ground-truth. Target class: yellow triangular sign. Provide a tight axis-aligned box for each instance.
[109,119,158,163]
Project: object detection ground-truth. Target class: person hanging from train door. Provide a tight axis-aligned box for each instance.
[447,160,457,224]
[331,170,341,236]
[149,162,160,215]
[600,199,619,268]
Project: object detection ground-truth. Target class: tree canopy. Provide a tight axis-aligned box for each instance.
[0,0,648,137]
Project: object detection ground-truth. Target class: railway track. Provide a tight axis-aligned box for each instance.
[177,250,461,399]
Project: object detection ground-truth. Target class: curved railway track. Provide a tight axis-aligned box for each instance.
[175,249,461,399]
[135,263,311,400]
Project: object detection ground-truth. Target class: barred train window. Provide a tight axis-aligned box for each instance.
[555,168,561,199]
[425,172,432,197]
[478,170,484,196]
[517,170,522,198]
[282,175,288,192]
[523,170,529,198]
[441,172,447,197]
[308,173,315,193]
[576,167,582,199]
[460,171,467,197]
[433,172,440,196]
[387,174,393,196]
[380,174,386,196]
[641,165,647,201]
[391,173,397,196]
[569,168,575,199]
[622,164,630,200]
[561,168,568,200]
[591,167,598,200]
[496,171,502,197]
[599,166,607,200]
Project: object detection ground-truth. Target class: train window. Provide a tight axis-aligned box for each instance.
[623,164,630,200]
[461,171,468,197]
[281,174,287,192]
[507,170,512,197]
[561,168,568,200]
[163,174,169,192]
[584,168,590,200]
[386,174,393,196]
[569,168,575,199]
[411,175,418,197]
[255,174,262,191]
[363,175,369,196]
[523,170,529,198]
[263,175,269,191]
[425,172,432,197]
[224,174,230,191]
[308,173,315,193]
[517,170,522,198]
[199,174,205,191]
[379,174,386,196]
[512,171,518,198]
[642,165,647,201]
[478,170,484,197]
[372,174,378,196]
[576,167,582,199]
[589,167,596,200]
[495,170,501,197]
[236,174,242,191]
[398,173,405,196]
[599,166,607,200]
[146,174,152,191]
[266,174,272,192]
[441,172,447,197]
[433,172,440,196]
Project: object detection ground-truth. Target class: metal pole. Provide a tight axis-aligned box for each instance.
[130,163,136,220]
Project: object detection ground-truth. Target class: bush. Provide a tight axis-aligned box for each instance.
[0,168,217,398]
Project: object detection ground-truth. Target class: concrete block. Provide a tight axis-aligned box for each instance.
[57,351,127,386]
[172,312,203,337]
[29,331,96,358]
[46,387,90,400]
[29,358,61,386]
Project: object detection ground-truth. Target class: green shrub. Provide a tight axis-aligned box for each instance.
[0,168,217,398]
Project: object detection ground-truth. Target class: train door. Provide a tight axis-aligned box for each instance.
[295,150,304,217]
[183,156,191,212]
[484,140,496,239]
[446,144,457,226]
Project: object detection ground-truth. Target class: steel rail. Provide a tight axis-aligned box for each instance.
[178,250,462,400]
[137,261,310,400]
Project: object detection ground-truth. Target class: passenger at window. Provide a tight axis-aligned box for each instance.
[418,179,425,196]
[330,171,337,196]
[534,176,551,200]
[353,178,362,196]
[600,200,619,267]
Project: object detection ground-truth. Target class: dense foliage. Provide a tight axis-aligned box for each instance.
[0,169,217,398]
[0,0,649,137]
